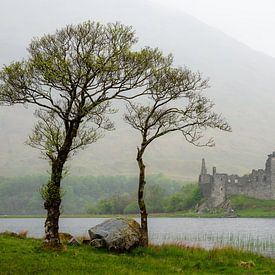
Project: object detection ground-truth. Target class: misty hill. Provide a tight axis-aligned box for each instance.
[1,1,275,180]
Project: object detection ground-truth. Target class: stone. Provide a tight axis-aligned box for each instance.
[68,237,80,246]
[88,218,141,252]
[90,238,106,248]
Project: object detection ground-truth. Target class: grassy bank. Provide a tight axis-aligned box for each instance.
[1,233,275,274]
[230,195,275,218]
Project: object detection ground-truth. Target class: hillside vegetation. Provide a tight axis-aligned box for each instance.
[0,175,200,215]
[230,195,275,217]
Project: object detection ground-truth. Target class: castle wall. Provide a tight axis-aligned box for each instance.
[199,174,212,198]
[198,152,275,206]
[211,174,226,207]
[226,170,271,200]
[266,153,275,199]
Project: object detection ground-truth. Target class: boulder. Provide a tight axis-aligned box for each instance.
[88,218,141,252]
[90,238,106,248]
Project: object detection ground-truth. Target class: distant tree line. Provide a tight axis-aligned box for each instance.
[87,182,201,215]
[0,174,200,215]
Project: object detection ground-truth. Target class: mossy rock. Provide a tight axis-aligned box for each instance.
[88,218,141,252]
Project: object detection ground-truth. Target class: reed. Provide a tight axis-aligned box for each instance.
[149,232,275,257]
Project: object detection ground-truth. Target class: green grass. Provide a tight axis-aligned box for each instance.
[237,208,275,217]
[1,234,275,274]
[230,195,275,217]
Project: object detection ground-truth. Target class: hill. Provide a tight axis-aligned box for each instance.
[1,1,275,179]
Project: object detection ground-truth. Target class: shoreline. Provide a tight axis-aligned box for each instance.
[1,212,275,219]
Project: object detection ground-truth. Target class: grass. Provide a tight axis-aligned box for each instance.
[237,208,275,217]
[230,195,275,217]
[1,233,275,274]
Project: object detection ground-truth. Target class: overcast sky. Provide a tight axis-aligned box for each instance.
[1,0,275,58]
[151,0,275,57]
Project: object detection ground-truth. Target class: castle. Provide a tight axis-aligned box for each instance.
[199,152,275,208]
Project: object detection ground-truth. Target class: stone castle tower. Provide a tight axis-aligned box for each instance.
[199,152,275,207]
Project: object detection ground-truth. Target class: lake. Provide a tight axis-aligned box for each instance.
[1,217,275,257]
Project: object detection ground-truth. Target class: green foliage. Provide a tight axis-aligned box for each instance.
[1,235,275,274]
[85,175,190,215]
[0,175,46,215]
[145,184,166,213]
[165,184,202,212]
[123,201,139,214]
[85,179,203,215]
[0,174,188,215]
[92,194,133,214]
[40,180,63,203]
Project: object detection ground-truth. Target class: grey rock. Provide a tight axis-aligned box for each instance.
[90,238,106,248]
[88,218,141,252]
[68,237,80,246]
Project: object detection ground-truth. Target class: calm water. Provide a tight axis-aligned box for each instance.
[1,217,275,257]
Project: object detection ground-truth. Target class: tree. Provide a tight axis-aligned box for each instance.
[165,184,202,212]
[0,21,169,245]
[124,66,231,246]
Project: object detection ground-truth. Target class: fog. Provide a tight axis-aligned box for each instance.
[1,0,275,180]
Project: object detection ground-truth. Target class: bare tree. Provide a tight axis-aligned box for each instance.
[124,67,231,246]
[0,21,170,245]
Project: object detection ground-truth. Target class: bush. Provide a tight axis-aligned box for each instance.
[165,184,201,212]
[124,202,139,214]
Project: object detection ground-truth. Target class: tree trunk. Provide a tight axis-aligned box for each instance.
[44,160,63,245]
[43,120,81,245]
[137,148,148,247]
[44,198,61,245]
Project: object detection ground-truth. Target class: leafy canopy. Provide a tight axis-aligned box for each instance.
[0,21,171,160]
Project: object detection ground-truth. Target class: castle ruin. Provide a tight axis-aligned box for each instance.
[199,152,275,208]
